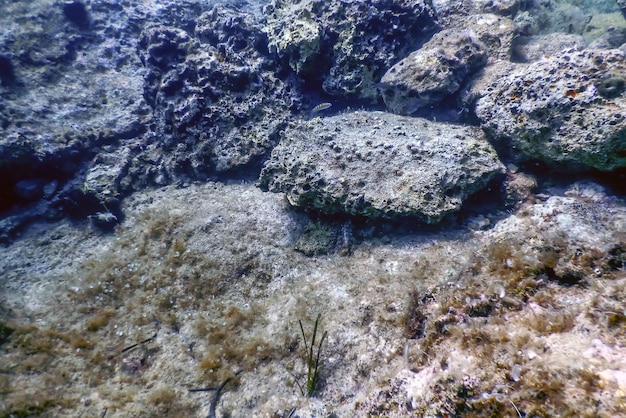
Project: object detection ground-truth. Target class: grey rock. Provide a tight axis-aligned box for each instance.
[0,0,289,240]
[294,221,339,256]
[502,171,537,208]
[442,0,521,14]
[457,14,517,62]
[512,0,624,43]
[434,0,624,45]
[380,29,488,115]
[589,27,626,50]
[0,0,150,224]
[464,59,518,106]
[259,111,504,222]
[512,33,586,62]
[83,148,133,212]
[431,0,520,27]
[263,0,437,101]
[137,5,300,180]
[475,48,626,171]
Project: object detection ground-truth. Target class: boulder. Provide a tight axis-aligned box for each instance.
[475,48,626,171]
[431,0,520,28]
[379,29,488,115]
[263,0,437,101]
[259,111,505,223]
[0,0,283,237]
[457,14,517,62]
[0,1,148,213]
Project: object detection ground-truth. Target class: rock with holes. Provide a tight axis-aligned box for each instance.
[379,29,488,115]
[137,6,301,178]
[474,48,626,171]
[259,111,505,223]
[263,0,437,101]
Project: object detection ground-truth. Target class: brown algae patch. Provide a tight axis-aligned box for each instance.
[0,182,624,416]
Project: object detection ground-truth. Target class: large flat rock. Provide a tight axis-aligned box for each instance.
[259,111,505,222]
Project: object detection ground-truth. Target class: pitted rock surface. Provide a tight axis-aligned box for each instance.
[263,0,437,101]
[259,111,505,222]
[457,14,517,61]
[512,33,585,63]
[380,29,488,115]
[475,48,626,171]
[137,6,300,180]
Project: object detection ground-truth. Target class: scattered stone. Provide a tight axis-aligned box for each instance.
[82,148,133,217]
[89,211,118,231]
[294,221,338,256]
[467,214,491,230]
[259,111,504,223]
[502,172,537,208]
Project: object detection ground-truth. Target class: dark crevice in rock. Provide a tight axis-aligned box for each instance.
[63,1,91,31]
[515,161,626,198]
[0,56,16,87]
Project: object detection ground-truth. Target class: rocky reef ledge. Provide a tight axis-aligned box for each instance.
[1,0,626,237]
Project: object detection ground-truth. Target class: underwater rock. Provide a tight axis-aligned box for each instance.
[512,33,586,62]
[432,0,522,17]
[82,148,132,215]
[502,171,537,209]
[475,48,626,171]
[589,27,626,50]
[137,5,300,180]
[294,221,339,256]
[259,111,504,223]
[0,0,150,235]
[379,29,488,115]
[456,14,517,62]
[0,0,293,239]
[263,0,437,101]
[619,0,626,19]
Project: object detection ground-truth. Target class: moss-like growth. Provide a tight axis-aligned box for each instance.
[86,309,115,332]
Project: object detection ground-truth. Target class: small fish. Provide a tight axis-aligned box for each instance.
[311,102,332,114]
